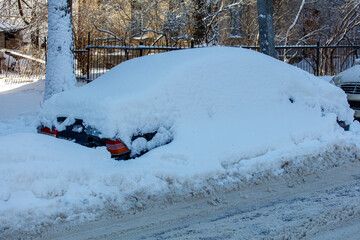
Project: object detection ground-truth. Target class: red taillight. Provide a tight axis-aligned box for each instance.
[106,139,130,157]
[40,127,58,137]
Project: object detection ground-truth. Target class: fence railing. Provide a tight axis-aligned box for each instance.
[1,41,358,84]
[73,39,186,82]
[73,40,360,82]
[243,44,360,76]
[0,48,46,84]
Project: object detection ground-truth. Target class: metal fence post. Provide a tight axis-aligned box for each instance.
[86,32,90,82]
[139,41,144,57]
[355,48,359,59]
[316,42,320,76]
[44,37,47,63]
[71,41,360,82]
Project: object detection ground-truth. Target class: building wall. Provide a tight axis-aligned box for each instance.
[0,31,22,49]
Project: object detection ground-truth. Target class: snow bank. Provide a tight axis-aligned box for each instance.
[1,132,360,236]
[0,80,44,138]
[1,47,359,235]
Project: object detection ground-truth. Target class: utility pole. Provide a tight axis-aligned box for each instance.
[257,0,276,58]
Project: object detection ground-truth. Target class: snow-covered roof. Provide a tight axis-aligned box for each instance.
[0,0,29,33]
[0,20,26,33]
[0,22,22,32]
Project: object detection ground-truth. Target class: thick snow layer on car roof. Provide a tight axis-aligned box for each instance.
[40,47,353,156]
[332,63,360,84]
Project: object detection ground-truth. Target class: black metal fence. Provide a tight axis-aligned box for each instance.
[244,44,360,76]
[73,39,360,82]
[73,37,189,82]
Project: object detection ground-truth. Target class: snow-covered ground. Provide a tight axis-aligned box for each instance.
[1,47,360,239]
[0,79,44,136]
[35,160,360,240]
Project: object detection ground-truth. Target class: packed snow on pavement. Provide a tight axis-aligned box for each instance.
[37,160,360,240]
[1,47,360,238]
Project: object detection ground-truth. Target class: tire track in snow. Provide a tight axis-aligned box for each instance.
[34,160,360,240]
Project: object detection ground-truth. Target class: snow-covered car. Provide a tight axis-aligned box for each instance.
[332,59,360,119]
[38,47,353,160]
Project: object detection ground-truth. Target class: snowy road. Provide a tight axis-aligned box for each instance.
[36,160,360,240]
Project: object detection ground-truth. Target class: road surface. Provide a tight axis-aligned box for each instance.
[33,160,360,240]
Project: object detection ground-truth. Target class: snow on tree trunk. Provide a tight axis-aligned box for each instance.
[44,0,75,101]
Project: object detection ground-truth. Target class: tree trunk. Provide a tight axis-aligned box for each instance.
[44,0,76,101]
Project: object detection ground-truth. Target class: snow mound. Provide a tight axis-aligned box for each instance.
[1,47,359,236]
[40,47,353,160]
[1,133,360,237]
[332,60,360,84]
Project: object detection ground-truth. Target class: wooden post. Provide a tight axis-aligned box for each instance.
[139,41,144,57]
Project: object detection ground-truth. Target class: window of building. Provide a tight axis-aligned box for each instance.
[5,32,15,40]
